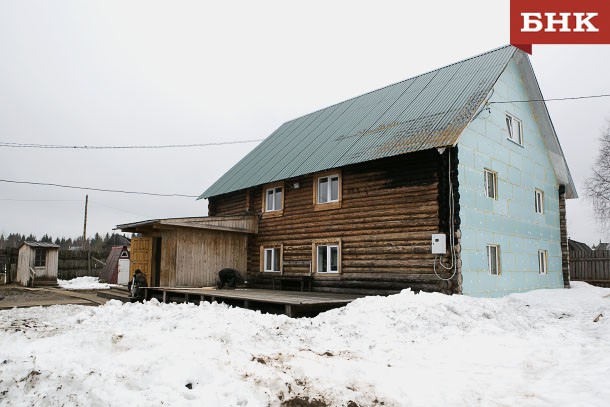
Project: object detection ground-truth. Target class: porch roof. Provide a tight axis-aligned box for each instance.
[116,215,258,234]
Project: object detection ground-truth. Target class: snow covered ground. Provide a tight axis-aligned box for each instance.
[1,282,609,406]
[57,276,114,290]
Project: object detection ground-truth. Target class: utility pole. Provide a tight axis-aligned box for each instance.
[83,195,91,274]
[83,194,88,250]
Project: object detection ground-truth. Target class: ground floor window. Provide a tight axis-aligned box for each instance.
[538,250,548,275]
[313,240,341,273]
[263,247,281,272]
[487,245,500,275]
[34,248,46,267]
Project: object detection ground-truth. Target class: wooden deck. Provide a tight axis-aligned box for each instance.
[141,287,364,317]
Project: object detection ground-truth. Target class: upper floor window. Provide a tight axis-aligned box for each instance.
[263,247,282,272]
[484,169,497,199]
[487,245,500,276]
[262,182,284,217]
[506,114,523,145]
[265,187,283,211]
[313,171,342,211]
[318,175,340,203]
[538,250,548,275]
[34,248,46,267]
[535,189,544,214]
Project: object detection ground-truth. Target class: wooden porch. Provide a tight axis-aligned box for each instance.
[141,287,363,317]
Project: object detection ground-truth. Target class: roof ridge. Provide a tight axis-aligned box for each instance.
[282,45,515,125]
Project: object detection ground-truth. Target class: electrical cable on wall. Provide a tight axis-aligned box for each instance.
[434,148,458,282]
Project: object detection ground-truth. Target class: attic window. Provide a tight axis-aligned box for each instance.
[34,248,46,267]
[506,114,523,145]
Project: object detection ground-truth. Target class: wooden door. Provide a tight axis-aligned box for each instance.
[130,237,153,286]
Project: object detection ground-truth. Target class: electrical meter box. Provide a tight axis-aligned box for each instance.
[431,234,446,254]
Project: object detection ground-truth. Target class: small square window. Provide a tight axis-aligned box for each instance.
[506,114,523,145]
[538,250,548,275]
[535,189,544,214]
[484,169,497,199]
[487,245,500,276]
[263,247,281,272]
[265,187,283,212]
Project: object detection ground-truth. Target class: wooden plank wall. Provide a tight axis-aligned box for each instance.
[210,150,452,294]
[570,248,610,288]
[173,229,248,287]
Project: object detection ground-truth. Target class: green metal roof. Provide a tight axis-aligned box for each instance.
[200,45,517,199]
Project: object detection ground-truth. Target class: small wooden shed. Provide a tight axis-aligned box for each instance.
[117,216,257,288]
[16,241,60,287]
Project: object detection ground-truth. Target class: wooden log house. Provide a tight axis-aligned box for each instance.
[120,45,577,297]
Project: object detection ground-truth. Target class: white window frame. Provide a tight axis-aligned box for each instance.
[484,169,497,199]
[314,243,340,274]
[538,250,548,275]
[506,114,523,146]
[317,174,340,204]
[265,187,283,212]
[535,189,544,214]
[263,247,281,273]
[487,245,500,276]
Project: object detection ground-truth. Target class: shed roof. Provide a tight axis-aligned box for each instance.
[20,241,60,249]
[200,45,576,199]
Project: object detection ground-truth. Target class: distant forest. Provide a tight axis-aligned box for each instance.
[0,232,130,252]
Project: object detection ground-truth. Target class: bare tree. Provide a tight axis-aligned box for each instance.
[586,122,610,228]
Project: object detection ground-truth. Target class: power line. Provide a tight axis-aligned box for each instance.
[0,139,263,149]
[0,179,199,198]
[489,93,610,104]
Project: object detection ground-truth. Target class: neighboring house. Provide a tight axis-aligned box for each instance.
[99,245,131,285]
[197,45,576,297]
[16,241,60,287]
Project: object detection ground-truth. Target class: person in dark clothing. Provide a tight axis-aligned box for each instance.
[217,268,240,289]
[128,269,148,300]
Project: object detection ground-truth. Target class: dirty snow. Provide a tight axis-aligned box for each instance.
[57,276,113,290]
[0,282,609,406]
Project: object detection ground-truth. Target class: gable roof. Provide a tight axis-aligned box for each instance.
[19,241,60,249]
[201,45,576,199]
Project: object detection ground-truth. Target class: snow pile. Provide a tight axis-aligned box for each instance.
[1,282,609,406]
[57,276,112,290]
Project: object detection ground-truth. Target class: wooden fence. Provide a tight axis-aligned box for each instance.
[569,240,610,288]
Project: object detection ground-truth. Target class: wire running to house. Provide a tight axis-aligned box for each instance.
[489,93,610,104]
[0,179,199,198]
[0,139,264,149]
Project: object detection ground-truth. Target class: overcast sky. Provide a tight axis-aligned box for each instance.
[0,0,609,245]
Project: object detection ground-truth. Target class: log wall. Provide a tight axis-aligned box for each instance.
[210,150,452,294]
